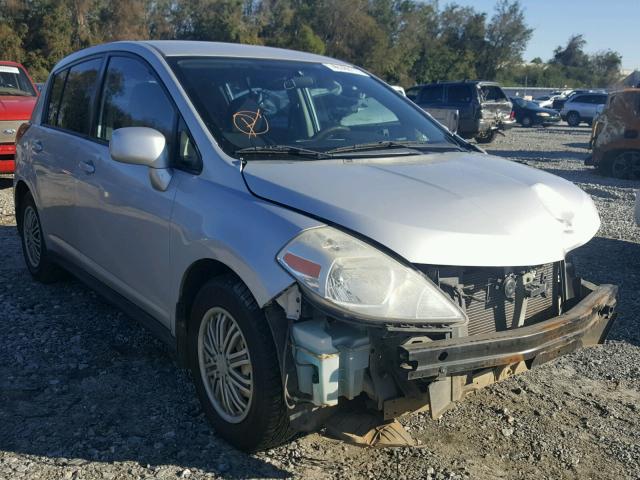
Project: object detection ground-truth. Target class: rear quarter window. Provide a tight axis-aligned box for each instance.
[45,70,69,126]
[480,85,507,102]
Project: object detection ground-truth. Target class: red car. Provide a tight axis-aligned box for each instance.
[0,61,38,173]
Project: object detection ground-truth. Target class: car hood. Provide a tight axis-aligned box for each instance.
[0,95,37,121]
[242,152,600,266]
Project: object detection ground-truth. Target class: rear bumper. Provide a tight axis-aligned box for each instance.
[398,281,617,380]
[498,118,516,130]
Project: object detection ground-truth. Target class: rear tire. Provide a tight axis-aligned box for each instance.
[610,150,640,179]
[18,192,64,283]
[521,116,533,128]
[566,111,580,127]
[475,129,496,144]
[188,275,291,452]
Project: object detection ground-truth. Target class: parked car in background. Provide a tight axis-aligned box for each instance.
[560,92,608,126]
[532,95,558,109]
[552,89,606,112]
[0,61,38,173]
[15,41,617,452]
[406,81,514,143]
[589,88,640,178]
[510,97,561,127]
[391,85,406,96]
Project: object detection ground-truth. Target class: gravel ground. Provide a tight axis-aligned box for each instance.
[1,125,639,480]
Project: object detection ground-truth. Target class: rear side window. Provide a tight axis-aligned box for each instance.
[420,85,444,103]
[45,70,69,126]
[97,56,176,149]
[448,85,473,103]
[480,85,507,102]
[56,58,103,135]
[595,94,608,104]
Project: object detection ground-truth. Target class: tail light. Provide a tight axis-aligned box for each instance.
[15,122,31,144]
[509,110,515,120]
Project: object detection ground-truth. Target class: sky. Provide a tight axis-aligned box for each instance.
[439,0,640,71]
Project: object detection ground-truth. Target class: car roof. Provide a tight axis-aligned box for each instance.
[415,81,499,87]
[0,60,25,68]
[53,40,350,72]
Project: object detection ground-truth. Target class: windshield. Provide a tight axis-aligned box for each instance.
[0,65,36,96]
[170,57,456,158]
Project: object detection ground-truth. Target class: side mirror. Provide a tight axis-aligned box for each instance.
[109,127,172,191]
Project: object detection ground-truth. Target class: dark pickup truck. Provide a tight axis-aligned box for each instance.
[406,81,515,143]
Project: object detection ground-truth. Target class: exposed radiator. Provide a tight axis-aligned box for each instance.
[461,263,558,336]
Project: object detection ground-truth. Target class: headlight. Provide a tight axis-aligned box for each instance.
[277,227,464,324]
[536,112,550,117]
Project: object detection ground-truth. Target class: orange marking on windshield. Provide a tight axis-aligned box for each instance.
[233,109,269,137]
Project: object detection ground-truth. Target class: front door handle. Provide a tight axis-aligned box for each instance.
[32,140,43,153]
[79,160,95,174]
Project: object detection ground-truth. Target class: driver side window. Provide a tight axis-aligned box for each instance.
[97,56,176,153]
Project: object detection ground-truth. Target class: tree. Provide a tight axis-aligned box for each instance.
[479,0,532,79]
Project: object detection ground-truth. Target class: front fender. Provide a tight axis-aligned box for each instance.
[170,176,322,319]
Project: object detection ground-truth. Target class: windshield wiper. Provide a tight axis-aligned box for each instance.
[326,141,459,155]
[235,145,333,160]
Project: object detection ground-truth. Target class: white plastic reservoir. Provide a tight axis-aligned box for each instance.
[291,319,370,406]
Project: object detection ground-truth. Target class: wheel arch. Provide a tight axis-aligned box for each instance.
[175,257,280,367]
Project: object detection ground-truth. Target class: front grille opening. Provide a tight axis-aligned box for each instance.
[417,263,560,336]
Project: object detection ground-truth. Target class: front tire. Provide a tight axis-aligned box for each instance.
[18,192,64,283]
[188,275,290,451]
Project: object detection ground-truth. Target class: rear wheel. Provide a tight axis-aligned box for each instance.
[521,116,533,128]
[19,192,64,283]
[475,129,496,144]
[610,150,640,179]
[566,111,581,127]
[188,275,291,451]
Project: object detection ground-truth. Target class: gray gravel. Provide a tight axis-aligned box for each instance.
[1,125,639,479]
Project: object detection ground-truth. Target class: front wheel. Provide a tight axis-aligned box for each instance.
[475,129,496,144]
[188,275,291,451]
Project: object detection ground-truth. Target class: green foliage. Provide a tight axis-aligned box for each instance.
[0,0,623,87]
[499,34,623,88]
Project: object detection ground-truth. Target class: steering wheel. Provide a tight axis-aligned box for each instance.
[312,126,351,142]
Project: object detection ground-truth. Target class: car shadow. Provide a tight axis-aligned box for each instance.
[563,141,590,149]
[0,225,291,478]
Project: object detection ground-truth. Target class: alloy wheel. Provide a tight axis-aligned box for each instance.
[23,205,42,268]
[197,306,253,423]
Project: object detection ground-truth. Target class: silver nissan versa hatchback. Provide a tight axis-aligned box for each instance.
[14,41,617,451]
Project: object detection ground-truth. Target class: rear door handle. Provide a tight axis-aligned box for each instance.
[32,140,43,153]
[79,160,95,174]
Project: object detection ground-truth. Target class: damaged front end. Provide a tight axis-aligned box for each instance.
[270,229,617,437]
